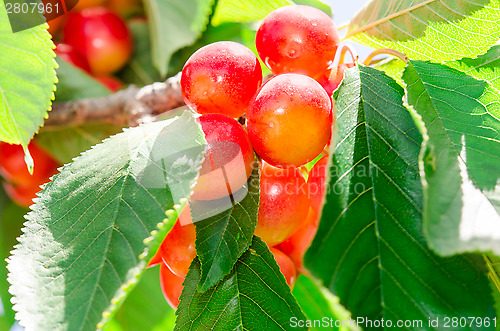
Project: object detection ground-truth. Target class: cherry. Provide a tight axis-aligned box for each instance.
[2,182,41,208]
[0,142,59,187]
[270,247,297,289]
[277,208,319,274]
[255,162,310,246]
[316,63,355,95]
[181,41,262,118]
[47,15,66,36]
[96,76,123,92]
[192,114,255,201]
[159,262,184,310]
[255,5,340,78]
[308,156,329,214]
[159,217,196,278]
[247,73,332,167]
[63,7,133,75]
[55,43,91,73]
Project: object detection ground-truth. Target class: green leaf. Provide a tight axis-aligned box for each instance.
[7,109,206,331]
[36,123,123,164]
[0,2,57,146]
[403,60,500,256]
[372,57,406,86]
[292,0,332,16]
[111,267,176,331]
[305,65,495,324]
[446,45,500,92]
[119,20,161,86]
[195,166,259,292]
[143,0,214,77]
[54,58,110,102]
[347,0,500,62]
[211,0,292,26]
[292,275,351,331]
[175,237,306,331]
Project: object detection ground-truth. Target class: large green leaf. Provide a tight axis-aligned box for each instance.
[143,0,214,77]
[211,0,291,26]
[37,123,123,164]
[55,58,110,102]
[292,275,352,331]
[195,167,260,292]
[111,267,176,331]
[0,2,56,146]
[446,45,500,92]
[175,237,306,331]
[403,60,500,256]
[7,109,206,331]
[347,0,500,62]
[305,66,495,326]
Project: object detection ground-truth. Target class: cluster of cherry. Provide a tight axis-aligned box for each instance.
[49,0,142,91]
[149,5,341,309]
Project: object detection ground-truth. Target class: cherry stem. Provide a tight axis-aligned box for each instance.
[363,49,408,66]
[337,23,349,31]
[321,148,329,157]
[338,44,359,65]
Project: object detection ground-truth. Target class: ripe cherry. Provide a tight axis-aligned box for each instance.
[192,114,255,200]
[277,208,319,274]
[55,43,91,73]
[159,217,196,278]
[159,262,185,310]
[0,142,59,187]
[96,76,123,92]
[255,162,310,246]
[63,7,133,75]
[2,182,41,208]
[181,41,262,118]
[308,156,329,214]
[256,5,340,78]
[247,74,332,167]
[270,247,297,289]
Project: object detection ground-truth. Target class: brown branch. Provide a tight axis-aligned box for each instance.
[45,73,184,128]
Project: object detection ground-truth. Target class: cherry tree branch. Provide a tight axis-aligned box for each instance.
[45,73,184,128]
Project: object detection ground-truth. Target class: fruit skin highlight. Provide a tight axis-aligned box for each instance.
[192,114,255,200]
[159,262,185,310]
[247,73,332,167]
[255,162,310,246]
[63,7,133,75]
[256,5,340,78]
[181,41,262,118]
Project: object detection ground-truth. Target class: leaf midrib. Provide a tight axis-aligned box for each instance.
[346,0,438,39]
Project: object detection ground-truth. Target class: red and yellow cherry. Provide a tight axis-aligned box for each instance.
[0,142,59,187]
[159,262,185,310]
[255,162,310,246]
[316,63,355,96]
[2,182,41,208]
[255,5,340,78]
[277,208,319,274]
[147,204,193,269]
[158,217,196,278]
[96,76,123,92]
[63,7,133,75]
[181,41,262,118]
[270,247,297,289]
[308,156,329,214]
[247,74,332,167]
[47,15,66,36]
[55,43,91,73]
[192,114,255,200]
